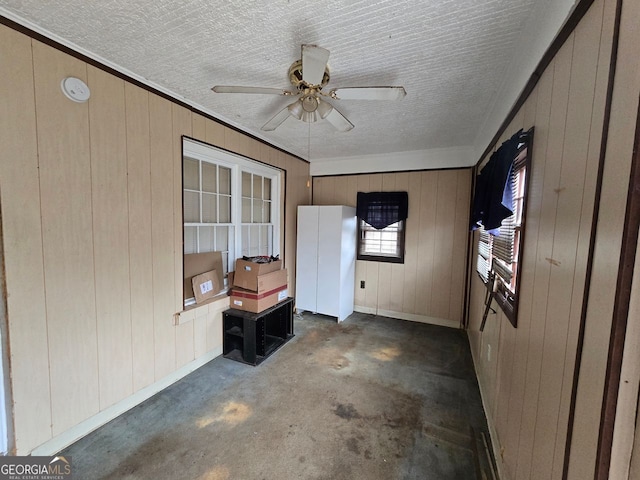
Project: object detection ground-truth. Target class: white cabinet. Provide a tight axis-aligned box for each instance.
[295,205,357,322]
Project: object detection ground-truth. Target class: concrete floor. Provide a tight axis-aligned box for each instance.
[62,312,493,479]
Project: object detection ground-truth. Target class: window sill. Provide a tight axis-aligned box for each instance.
[357,254,405,264]
[174,291,230,325]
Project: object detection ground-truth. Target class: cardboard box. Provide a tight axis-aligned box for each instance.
[233,259,282,291]
[254,268,288,294]
[191,270,220,304]
[230,285,289,313]
[184,252,225,303]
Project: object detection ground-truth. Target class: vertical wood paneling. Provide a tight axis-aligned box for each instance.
[124,83,155,392]
[205,119,225,147]
[502,89,540,478]
[173,105,194,368]
[568,0,638,476]
[87,65,133,409]
[416,172,438,316]
[432,171,458,319]
[32,41,100,435]
[389,173,409,313]
[450,170,471,323]
[376,175,395,312]
[0,27,52,453]
[402,173,422,314]
[149,94,177,380]
[531,15,603,473]
[206,302,226,353]
[192,113,206,141]
[550,5,606,477]
[517,39,574,478]
[312,168,470,324]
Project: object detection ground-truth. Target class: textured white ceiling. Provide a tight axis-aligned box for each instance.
[1,0,564,170]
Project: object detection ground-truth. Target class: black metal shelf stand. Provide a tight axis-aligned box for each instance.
[223,297,294,366]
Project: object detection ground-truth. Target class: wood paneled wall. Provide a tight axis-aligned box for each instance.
[0,25,310,454]
[466,0,622,478]
[313,169,471,327]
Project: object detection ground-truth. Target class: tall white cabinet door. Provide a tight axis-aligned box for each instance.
[295,206,319,312]
[316,207,343,318]
[338,208,357,321]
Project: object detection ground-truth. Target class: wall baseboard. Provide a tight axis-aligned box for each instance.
[468,338,505,480]
[30,347,223,456]
[354,306,460,329]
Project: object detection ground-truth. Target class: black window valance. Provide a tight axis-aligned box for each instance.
[356,191,408,230]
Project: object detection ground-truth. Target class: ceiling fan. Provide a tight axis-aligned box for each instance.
[212,44,406,132]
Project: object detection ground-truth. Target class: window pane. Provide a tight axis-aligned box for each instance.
[184,226,197,254]
[242,197,252,223]
[263,200,271,223]
[198,226,215,252]
[241,225,250,256]
[219,195,231,223]
[202,193,217,223]
[260,225,269,251]
[264,178,271,200]
[359,220,402,258]
[184,191,200,223]
[202,162,217,193]
[250,225,260,256]
[253,175,262,198]
[242,172,252,196]
[219,167,231,195]
[253,199,263,223]
[215,226,229,251]
[183,158,199,190]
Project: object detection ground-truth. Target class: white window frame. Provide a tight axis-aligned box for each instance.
[183,138,281,276]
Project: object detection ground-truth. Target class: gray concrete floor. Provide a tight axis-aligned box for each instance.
[62,312,492,479]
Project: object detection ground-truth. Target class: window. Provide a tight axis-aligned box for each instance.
[358,220,405,263]
[183,138,280,305]
[356,191,408,264]
[474,128,533,326]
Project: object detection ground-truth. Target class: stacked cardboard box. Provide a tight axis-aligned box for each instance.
[230,259,288,313]
[184,252,225,306]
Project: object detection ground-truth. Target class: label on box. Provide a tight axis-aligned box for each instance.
[278,289,288,301]
[199,280,213,295]
[233,299,243,306]
[244,265,252,271]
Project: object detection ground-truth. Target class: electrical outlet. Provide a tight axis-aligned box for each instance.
[487,344,492,362]
[360,280,365,289]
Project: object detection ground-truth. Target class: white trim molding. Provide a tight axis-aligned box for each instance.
[310,146,475,176]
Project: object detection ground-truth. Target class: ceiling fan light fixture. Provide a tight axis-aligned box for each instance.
[316,99,333,119]
[288,100,304,120]
[301,94,319,113]
[302,110,317,123]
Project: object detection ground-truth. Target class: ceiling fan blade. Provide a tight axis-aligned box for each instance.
[212,86,296,95]
[322,104,354,132]
[329,86,407,101]
[301,45,330,86]
[261,104,295,131]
